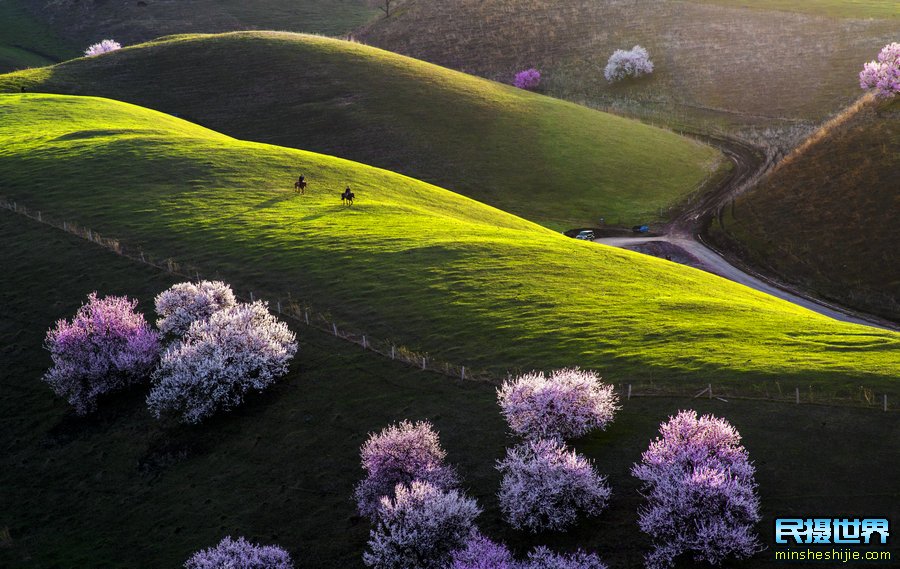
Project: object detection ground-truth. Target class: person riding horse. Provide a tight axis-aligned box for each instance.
[341,186,355,206]
[294,175,307,194]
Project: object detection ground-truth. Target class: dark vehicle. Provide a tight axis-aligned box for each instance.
[574,230,596,240]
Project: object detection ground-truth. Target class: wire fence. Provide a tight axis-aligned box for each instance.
[2,196,895,413]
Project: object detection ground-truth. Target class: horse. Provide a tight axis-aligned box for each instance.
[341,189,355,206]
[293,179,307,194]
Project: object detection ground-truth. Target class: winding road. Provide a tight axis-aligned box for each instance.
[594,136,898,332]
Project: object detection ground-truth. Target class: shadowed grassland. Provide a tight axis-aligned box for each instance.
[358,0,897,136]
[0,32,725,229]
[1,209,897,568]
[17,0,376,46]
[710,95,900,321]
[0,94,897,392]
[0,1,77,73]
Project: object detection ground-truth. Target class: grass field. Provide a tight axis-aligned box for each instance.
[709,94,900,321]
[1,208,897,568]
[694,0,900,19]
[0,1,77,73]
[358,0,897,139]
[0,32,726,229]
[17,0,376,45]
[0,94,897,392]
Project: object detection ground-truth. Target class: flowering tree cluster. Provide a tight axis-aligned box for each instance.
[632,410,761,569]
[364,480,480,569]
[84,39,122,57]
[514,68,542,90]
[42,293,160,415]
[184,536,293,569]
[451,536,607,569]
[147,301,297,424]
[497,368,619,441]
[155,280,236,337]
[604,45,654,82]
[497,438,610,532]
[355,420,459,518]
[859,43,900,98]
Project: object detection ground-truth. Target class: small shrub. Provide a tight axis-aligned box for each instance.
[498,368,618,441]
[604,45,654,82]
[632,410,761,569]
[43,293,159,415]
[84,39,121,57]
[859,42,900,97]
[364,480,481,569]
[514,68,542,90]
[155,280,237,338]
[184,536,293,569]
[147,301,297,424]
[523,547,608,569]
[355,420,459,518]
[497,439,610,532]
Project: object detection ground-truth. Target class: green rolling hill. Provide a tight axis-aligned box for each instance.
[0,93,897,391]
[0,32,726,229]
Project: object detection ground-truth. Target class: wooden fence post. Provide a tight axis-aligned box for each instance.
[461,366,466,380]
[391,345,395,360]
[885,394,888,412]
[250,291,254,302]
[627,384,632,400]
[333,323,338,336]
[304,311,309,325]
[422,357,426,370]
[708,384,712,400]
[362,335,367,349]
[277,301,282,314]
[795,387,800,404]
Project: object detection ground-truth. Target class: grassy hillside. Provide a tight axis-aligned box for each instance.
[2,209,897,568]
[710,95,900,321]
[0,32,726,229]
[695,0,900,19]
[358,0,897,136]
[17,0,376,45]
[0,94,897,391]
[0,1,77,73]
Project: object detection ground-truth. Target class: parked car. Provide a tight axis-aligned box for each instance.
[574,230,596,240]
[632,225,650,234]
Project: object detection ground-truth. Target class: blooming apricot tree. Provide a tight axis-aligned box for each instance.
[155,280,237,338]
[497,368,618,441]
[43,293,159,415]
[355,420,459,518]
[84,40,121,57]
[514,68,542,90]
[632,410,761,569]
[147,301,297,424]
[604,45,654,82]
[364,480,480,569]
[497,438,610,532]
[860,43,900,97]
[184,536,293,569]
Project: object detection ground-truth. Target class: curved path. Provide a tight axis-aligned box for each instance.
[595,136,898,332]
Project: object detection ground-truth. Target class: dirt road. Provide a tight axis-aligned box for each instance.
[595,136,897,331]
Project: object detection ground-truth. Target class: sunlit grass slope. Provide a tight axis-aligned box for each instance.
[0,32,724,229]
[711,95,900,320]
[1,94,897,389]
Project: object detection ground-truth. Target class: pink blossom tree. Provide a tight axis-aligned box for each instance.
[604,45,654,82]
[514,69,542,90]
[497,368,619,441]
[155,280,237,338]
[632,410,761,569]
[43,293,160,415]
[497,439,611,532]
[364,480,481,569]
[84,40,121,57]
[146,301,297,424]
[450,534,517,569]
[859,43,900,97]
[355,420,459,518]
[184,536,293,568]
